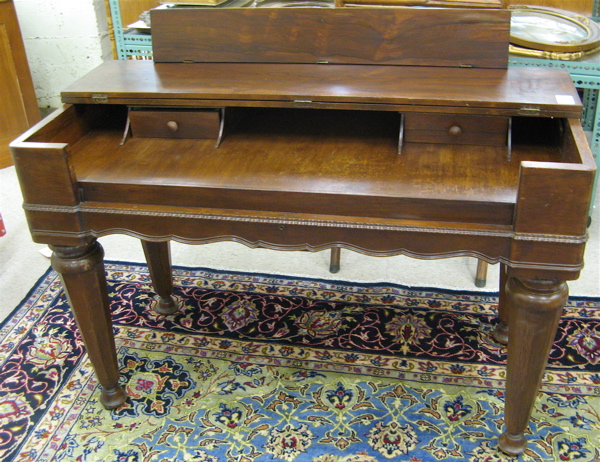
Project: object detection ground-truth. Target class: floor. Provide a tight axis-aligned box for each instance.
[1,165,599,323]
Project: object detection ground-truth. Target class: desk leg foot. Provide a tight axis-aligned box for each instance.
[142,240,179,315]
[51,240,126,409]
[492,264,509,345]
[155,296,179,315]
[498,432,527,456]
[499,277,567,456]
[101,385,128,409]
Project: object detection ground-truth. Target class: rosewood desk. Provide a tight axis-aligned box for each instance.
[11,7,596,455]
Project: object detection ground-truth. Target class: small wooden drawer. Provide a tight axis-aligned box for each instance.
[129,108,221,139]
[404,113,509,146]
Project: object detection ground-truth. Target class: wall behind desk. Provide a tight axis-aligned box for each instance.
[12,0,111,109]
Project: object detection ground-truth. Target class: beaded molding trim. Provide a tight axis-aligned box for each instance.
[23,203,589,245]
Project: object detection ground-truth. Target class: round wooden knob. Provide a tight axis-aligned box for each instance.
[166,121,179,132]
[448,125,462,136]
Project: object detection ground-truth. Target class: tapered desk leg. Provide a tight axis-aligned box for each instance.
[141,240,179,315]
[499,277,567,456]
[329,247,341,273]
[474,260,488,288]
[492,263,509,345]
[51,240,126,409]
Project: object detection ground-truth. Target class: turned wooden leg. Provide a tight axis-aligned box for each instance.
[51,240,126,409]
[329,247,341,273]
[475,259,488,288]
[141,240,179,315]
[492,263,509,345]
[499,277,567,456]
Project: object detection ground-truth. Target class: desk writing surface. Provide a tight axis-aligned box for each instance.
[69,108,553,198]
[61,61,581,117]
[63,107,563,227]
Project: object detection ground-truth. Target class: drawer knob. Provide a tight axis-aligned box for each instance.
[166,121,179,132]
[448,125,462,136]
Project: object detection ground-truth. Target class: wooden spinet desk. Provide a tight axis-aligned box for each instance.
[10,7,596,455]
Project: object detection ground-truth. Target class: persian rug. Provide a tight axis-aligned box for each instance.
[1,262,599,462]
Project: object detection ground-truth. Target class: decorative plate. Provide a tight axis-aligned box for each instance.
[510,5,600,52]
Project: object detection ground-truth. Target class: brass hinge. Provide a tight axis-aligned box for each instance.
[293,98,313,107]
[91,93,109,103]
[519,106,541,116]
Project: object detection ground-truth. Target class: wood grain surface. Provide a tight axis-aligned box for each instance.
[61,61,582,118]
[151,7,511,68]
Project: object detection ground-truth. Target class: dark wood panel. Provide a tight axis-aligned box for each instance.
[77,205,513,258]
[11,143,79,207]
[151,7,511,68]
[23,105,92,145]
[514,121,596,236]
[61,61,582,118]
[80,182,516,225]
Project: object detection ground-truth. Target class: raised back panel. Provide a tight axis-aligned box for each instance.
[151,7,511,68]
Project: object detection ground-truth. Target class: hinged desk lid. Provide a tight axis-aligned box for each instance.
[150,7,511,69]
[61,6,580,117]
[61,61,582,118]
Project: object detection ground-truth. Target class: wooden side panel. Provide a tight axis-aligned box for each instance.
[23,105,92,145]
[513,121,596,236]
[151,7,510,68]
[11,143,79,206]
[514,165,593,236]
[10,106,84,207]
[508,239,586,276]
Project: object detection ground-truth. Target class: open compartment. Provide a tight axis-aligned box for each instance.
[11,104,594,233]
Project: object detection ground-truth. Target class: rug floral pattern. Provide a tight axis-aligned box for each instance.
[1,263,599,461]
